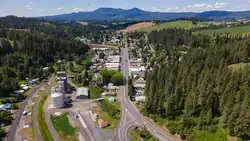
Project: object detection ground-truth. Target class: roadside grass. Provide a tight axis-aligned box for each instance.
[196,25,250,36]
[94,100,121,129]
[18,80,26,85]
[37,94,53,141]
[89,86,102,99]
[129,127,159,141]
[141,20,193,32]
[24,88,33,96]
[50,113,79,141]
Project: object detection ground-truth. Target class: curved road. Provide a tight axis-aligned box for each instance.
[116,43,175,141]
[6,83,44,141]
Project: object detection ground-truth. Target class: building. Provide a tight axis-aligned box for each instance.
[98,119,109,128]
[51,92,64,108]
[134,84,146,89]
[14,90,25,95]
[103,83,117,91]
[56,71,67,80]
[134,77,145,84]
[76,87,89,99]
[130,66,146,76]
[105,63,120,71]
[107,55,120,63]
[102,91,117,97]
[108,97,116,103]
[135,96,146,105]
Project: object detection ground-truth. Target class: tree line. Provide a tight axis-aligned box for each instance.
[142,28,250,140]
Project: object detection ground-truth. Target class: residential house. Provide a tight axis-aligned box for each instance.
[98,119,109,128]
[102,91,117,97]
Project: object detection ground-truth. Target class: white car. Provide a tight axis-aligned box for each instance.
[22,111,29,116]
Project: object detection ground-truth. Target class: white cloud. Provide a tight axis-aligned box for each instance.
[25,1,33,10]
[72,8,84,12]
[214,2,228,8]
[57,7,63,10]
[193,4,206,8]
[248,0,250,3]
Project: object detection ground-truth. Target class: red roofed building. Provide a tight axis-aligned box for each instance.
[98,119,109,128]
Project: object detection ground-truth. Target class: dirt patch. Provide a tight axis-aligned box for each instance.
[78,22,88,25]
[18,127,35,141]
[120,22,155,32]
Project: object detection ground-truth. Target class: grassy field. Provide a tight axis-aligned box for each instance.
[51,113,78,141]
[94,100,121,129]
[37,94,53,141]
[89,86,102,99]
[141,20,193,32]
[196,25,250,36]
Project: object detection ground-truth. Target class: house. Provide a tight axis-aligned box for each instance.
[14,90,25,95]
[134,84,146,89]
[103,83,117,91]
[107,55,120,63]
[102,91,117,97]
[134,77,145,84]
[108,97,116,103]
[76,87,89,99]
[130,66,146,75]
[135,96,146,105]
[98,119,109,128]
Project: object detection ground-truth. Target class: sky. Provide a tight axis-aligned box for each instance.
[0,0,250,17]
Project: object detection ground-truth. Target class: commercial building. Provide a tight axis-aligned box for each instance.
[105,63,120,71]
[76,87,89,99]
[107,55,120,63]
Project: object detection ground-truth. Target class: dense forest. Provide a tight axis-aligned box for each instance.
[142,28,250,140]
[0,16,105,40]
[0,28,89,98]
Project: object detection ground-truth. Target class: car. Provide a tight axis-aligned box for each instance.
[74,114,79,118]
[22,111,28,116]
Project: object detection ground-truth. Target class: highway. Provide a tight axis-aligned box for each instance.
[116,40,175,141]
[6,83,44,141]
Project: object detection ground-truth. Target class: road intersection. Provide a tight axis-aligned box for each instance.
[116,42,175,141]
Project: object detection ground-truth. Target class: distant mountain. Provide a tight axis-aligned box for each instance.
[40,8,250,21]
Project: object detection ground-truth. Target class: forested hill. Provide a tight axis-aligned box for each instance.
[0,28,89,98]
[143,29,250,140]
[0,16,103,39]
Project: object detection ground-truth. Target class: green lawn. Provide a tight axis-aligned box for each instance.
[50,113,78,141]
[37,94,53,141]
[89,86,102,99]
[196,25,250,36]
[141,20,193,32]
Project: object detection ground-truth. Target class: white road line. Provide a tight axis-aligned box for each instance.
[78,112,95,141]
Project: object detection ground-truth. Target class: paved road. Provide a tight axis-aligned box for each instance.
[116,40,175,141]
[6,83,44,141]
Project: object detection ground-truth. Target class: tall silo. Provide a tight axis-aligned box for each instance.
[51,92,64,108]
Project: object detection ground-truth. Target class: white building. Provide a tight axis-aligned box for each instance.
[76,87,89,99]
[135,96,146,102]
[105,63,120,71]
[107,55,120,63]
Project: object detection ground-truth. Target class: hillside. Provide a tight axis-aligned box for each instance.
[40,8,250,21]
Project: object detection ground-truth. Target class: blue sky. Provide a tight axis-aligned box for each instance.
[0,0,250,17]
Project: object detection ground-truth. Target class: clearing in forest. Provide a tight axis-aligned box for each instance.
[120,22,155,32]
